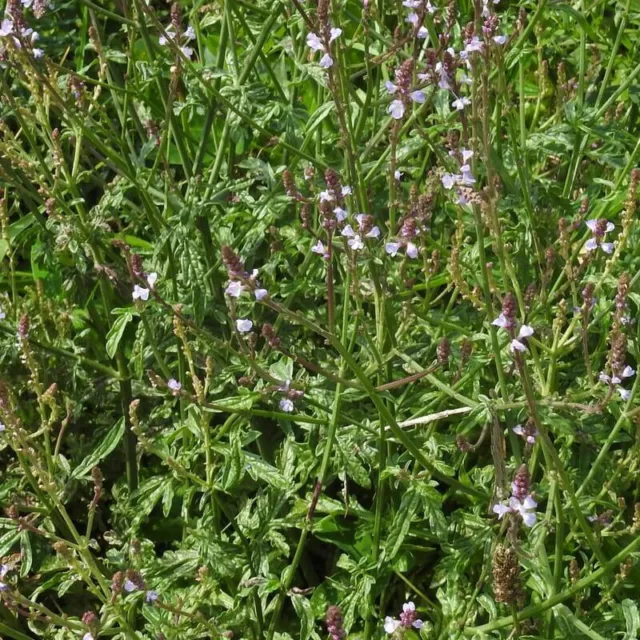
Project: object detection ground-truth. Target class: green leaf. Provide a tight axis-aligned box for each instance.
[623,599,639,640]
[106,311,133,358]
[291,594,314,640]
[71,418,126,479]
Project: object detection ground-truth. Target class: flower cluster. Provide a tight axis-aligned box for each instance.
[585,219,615,254]
[306,27,341,69]
[132,272,158,302]
[387,60,426,121]
[493,465,537,527]
[1,0,44,58]
[159,23,196,59]
[384,601,424,635]
[599,365,635,401]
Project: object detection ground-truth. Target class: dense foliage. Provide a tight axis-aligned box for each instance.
[1,0,640,638]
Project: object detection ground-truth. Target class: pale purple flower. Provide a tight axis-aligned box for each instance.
[402,0,420,7]
[385,242,402,257]
[342,185,353,196]
[184,26,196,40]
[319,190,335,202]
[405,12,419,25]
[83,634,94,640]
[226,281,244,298]
[132,285,150,302]
[32,47,43,57]
[435,62,451,90]
[341,224,355,238]
[452,96,471,111]
[491,313,513,329]
[406,242,419,259]
[254,288,268,301]
[280,398,294,413]
[179,46,194,58]
[145,590,159,603]
[320,54,334,68]
[366,226,381,239]
[167,378,182,392]
[460,164,475,185]
[123,579,138,593]
[493,35,507,44]
[0,564,9,591]
[410,89,426,103]
[622,365,635,378]
[312,240,326,255]
[0,19,14,37]
[385,80,398,94]
[586,219,615,234]
[389,100,405,120]
[385,601,423,634]
[493,495,537,527]
[513,424,538,444]
[464,36,484,54]
[334,207,348,222]
[585,219,615,253]
[147,272,158,288]
[0,423,5,432]
[462,149,474,163]
[441,173,459,190]
[394,170,403,180]
[510,325,534,353]
[426,0,436,12]
[306,32,324,52]
[236,319,253,333]
[0,308,5,320]
[417,26,428,38]
[329,28,342,42]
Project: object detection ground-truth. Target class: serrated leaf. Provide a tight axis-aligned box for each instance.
[291,594,314,640]
[106,311,133,358]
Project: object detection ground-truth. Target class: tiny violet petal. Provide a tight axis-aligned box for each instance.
[319,53,334,68]
[413,620,424,629]
[441,173,457,190]
[493,35,507,44]
[584,238,598,251]
[585,219,599,233]
[342,185,353,196]
[598,372,611,384]
[394,170,403,180]
[366,226,381,239]
[405,11,419,25]
[410,89,426,103]
[341,224,355,238]
[622,366,635,378]
[492,313,508,328]
[492,503,511,519]
[601,242,615,254]
[254,288,268,301]
[279,398,294,413]
[385,242,402,257]
[167,379,181,392]
[145,590,159,603]
[123,579,137,592]
[385,80,398,94]
[417,26,428,38]
[348,235,364,251]
[329,27,342,42]
[452,96,471,110]
[334,207,348,221]
[521,511,537,527]
[406,242,419,259]
[225,281,244,298]
[236,319,253,333]
[132,285,150,302]
[510,339,527,352]
[306,32,324,52]
[606,222,615,232]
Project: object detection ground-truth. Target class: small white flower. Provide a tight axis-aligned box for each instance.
[319,190,335,202]
[159,35,168,46]
[395,170,403,180]
[385,242,402,257]
[417,26,428,38]
[618,388,631,401]
[493,35,507,44]
[452,96,471,110]
[167,379,181,392]
[585,238,598,252]
[254,288,268,301]
[518,325,534,339]
[319,53,334,68]
[462,149,474,163]
[0,423,5,432]
[406,242,419,259]
[0,308,5,320]
[510,339,527,353]
[312,240,326,255]
[329,27,342,42]
[348,235,364,251]
[601,242,615,254]
[622,366,635,378]
[492,503,511,519]
[341,224,355,238]
[491,313,511,329]
[389,99,405,120]
[279,398,294,413]
[384,617,402,634]
[83,634,95,640]
[225,281,244,298]
[341,185,353,196]
[145,590,159,603]
[32,47,44,58]
[586,219,615,233]
[410,89,426,103]
[236,319,253,333]
[184,26,196,40]
[180,46,194,58]
[402,0,420,7]
[465,36,484,53]
[514,495,537,527]
[385,80,398,94]
[306,32,324,52]
[599,372,611,384]
[132,285,150,301]
[460,164,475,185]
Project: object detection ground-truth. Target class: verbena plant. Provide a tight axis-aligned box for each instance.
[1,0,640,638]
